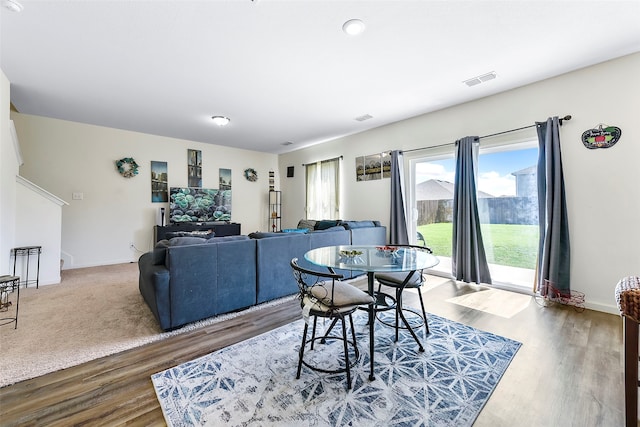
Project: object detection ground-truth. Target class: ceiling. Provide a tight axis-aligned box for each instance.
[2,1,639,155]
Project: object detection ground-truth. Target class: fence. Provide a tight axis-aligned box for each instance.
[417,196,538,225]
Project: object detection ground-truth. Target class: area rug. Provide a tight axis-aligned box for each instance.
[152,311,521,426]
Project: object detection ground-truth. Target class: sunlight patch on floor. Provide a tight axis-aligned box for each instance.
[446,288,532,318]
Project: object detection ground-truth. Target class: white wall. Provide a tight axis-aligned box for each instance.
[13,115,278,268]
[280,53,640,314]
[0,69,19,276]
[15,177,67,285]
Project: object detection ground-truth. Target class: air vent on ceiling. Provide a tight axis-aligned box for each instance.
[463,71,497,87]
[281,141,293,146]
[355,114,373,122]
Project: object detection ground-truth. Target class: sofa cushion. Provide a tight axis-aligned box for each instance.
[283,228,308,233]
[152,236,207,266]
[152,240,170,265]
[206,235,250,243]
[340,220,377,229]
[315,220,339,230]
[249,231,293,239]
[312,225,346,233]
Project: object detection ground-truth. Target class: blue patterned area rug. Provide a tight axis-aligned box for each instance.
[152,311,521,426]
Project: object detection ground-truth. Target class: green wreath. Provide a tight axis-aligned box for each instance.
[116,157,139,178]
[244,168,258,182]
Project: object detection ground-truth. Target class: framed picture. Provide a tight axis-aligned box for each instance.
[219,168,231,190]
[151,161,168,202]
[188,149,202,187]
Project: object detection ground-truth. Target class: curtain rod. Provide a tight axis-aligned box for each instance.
[402,115,572,154]
[302,155,343,167]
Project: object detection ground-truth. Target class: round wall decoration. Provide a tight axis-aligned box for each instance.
[581,124,622,149]
[116,157,139,178]
[244,168,258,182]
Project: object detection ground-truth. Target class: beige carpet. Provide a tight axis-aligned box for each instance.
[0,263,295,388]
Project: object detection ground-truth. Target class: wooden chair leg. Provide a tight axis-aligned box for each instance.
[623,316,639,427]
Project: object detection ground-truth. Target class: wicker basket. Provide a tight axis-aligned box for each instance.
[615,276,640,323]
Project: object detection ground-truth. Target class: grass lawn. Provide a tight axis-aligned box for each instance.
[417,223,539,269]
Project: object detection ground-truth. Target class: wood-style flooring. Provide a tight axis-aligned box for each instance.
[0,277,625,426]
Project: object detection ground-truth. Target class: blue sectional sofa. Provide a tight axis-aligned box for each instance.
[138,221,386,331]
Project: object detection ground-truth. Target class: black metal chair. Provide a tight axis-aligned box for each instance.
[417,231,427,247]
[291,258,374,390]
[374,245,434,351]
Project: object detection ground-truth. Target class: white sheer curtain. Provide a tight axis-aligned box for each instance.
[306,157,340,219]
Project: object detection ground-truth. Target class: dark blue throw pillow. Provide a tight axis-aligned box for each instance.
[315,220,339,230]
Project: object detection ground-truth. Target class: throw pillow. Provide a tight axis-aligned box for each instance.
[315,220,339,230]
[297,219,316,231]
[167,236,208,246]
[166,230,215,239]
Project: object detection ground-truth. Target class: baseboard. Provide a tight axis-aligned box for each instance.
[61,258,137,270]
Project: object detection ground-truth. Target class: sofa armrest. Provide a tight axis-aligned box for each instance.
[138,252,172,330]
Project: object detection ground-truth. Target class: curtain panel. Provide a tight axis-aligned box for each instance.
[451,136,492,284]
[389,150,409,245]
[536,117,571,296]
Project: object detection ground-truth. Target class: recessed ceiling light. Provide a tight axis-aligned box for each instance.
[3,0,23,12]
[211,116,230,126]
[342,19,365,36]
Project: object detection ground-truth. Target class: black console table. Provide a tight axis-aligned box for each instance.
[154,223,241,243]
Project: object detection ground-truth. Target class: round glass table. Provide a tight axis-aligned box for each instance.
[305,245,439,381]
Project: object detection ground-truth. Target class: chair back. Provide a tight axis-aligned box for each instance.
[290,258,343,300]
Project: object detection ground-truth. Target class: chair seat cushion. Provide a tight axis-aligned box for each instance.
[310,281,374,308]
[375,271,423,288]
[302,295,360,314]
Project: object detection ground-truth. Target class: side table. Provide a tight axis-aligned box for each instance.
[0,275,20,329]
[11,245,42,288]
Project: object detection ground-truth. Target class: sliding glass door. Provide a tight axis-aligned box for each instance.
[409,141,539,289]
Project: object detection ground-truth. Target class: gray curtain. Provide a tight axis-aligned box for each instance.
[452,136,492,284]
[536,117,570,296]
[389,150,409,245]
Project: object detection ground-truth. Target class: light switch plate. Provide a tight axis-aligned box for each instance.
[72,192,83,200]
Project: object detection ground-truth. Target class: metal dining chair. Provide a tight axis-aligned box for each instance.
[374,245,434,351]
[290,258,374,390]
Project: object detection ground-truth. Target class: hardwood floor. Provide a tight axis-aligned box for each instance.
[0,278,625,426]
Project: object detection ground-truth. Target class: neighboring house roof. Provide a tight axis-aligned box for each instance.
[416,179,493,200]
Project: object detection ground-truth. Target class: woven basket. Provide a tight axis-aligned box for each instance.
[615,276,640,322]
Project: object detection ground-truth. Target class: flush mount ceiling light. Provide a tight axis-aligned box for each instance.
[342,19,365,36]
[211,116,230,126]
[3,0,24,12]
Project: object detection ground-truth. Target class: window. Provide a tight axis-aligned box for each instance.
[409,140,539,289]
[305,157,340,220]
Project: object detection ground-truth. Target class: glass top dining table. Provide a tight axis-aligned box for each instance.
[304,245,439,381]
